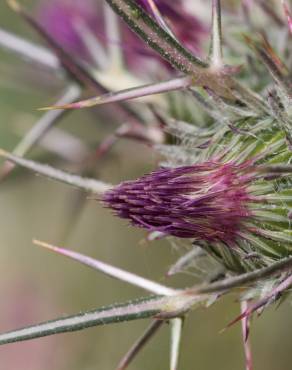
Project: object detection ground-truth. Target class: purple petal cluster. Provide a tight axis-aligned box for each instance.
[103,161,252,243]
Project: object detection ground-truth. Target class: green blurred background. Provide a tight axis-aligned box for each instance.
[0,1,292,369]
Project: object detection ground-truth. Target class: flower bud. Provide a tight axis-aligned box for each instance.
[103,161,252,243]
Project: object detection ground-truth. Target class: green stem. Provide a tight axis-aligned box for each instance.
[0,296,162,345]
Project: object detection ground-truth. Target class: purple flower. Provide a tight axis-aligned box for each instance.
[103,161,252,243]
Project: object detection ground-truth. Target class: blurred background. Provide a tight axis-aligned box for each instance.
[0,1,291,369]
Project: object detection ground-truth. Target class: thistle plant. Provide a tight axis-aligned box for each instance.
[1,0,292,369]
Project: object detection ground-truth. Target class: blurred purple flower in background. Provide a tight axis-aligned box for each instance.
[37,0,206,72]
[38,0,102,63]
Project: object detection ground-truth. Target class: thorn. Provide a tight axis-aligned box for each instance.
[33,239,176,296]
[209,0,223,69]
[7,0,21,12]
[38,101,93,111]
[116,320,163,370]
[240,301,253,370]
[170,318,184,370]
[39,76,192,111]
[33,239,57,252]
[0,148,9,158]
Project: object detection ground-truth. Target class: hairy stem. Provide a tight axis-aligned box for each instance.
[0,150,112,194]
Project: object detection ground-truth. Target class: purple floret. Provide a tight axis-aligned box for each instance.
[103,161,252,243]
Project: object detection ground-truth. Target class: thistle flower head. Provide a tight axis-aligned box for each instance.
[103,160,252,242]
[3,1,292,369]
